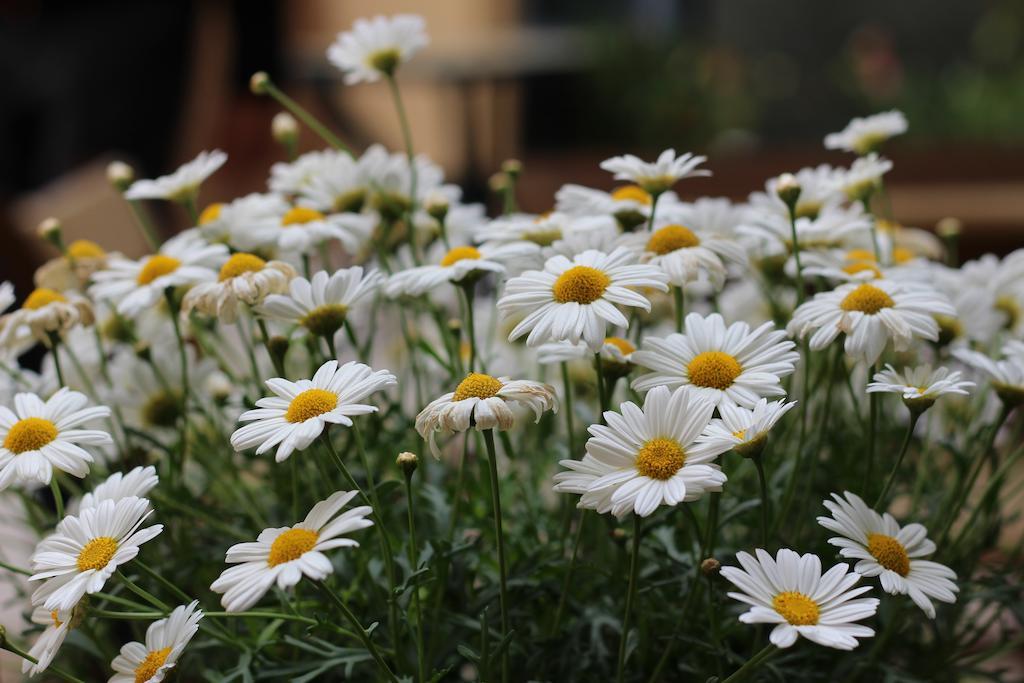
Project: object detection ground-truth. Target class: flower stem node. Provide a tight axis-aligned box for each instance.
[902,395,936,417]
[397,451,419,478]
[700,558,721,577]
[106,161,135,191]
[733,432,768,459]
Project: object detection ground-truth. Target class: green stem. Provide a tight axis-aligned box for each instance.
[867,363,879,490]
[403,471,427,683]
[461,283,479,372]
[787,206,805,304]
[550,510,586,637]
[385,74,420,264]
[949,441,1024,556]
[595,354,608,424]
[261,78,352,154]
[753,456,770,548]
[673,285,685,333]
[49,335,66,387]
[482,429,510,683]
[181,195,199,225]
[874,411,921,510]
[257,317,285,377]
[318,582,400,683]
[125,199,161,250]
[164,289,190,482]
[117,570,170,611]
[645,192,662,233]
[615,515,642,683]
[50,477,64,522]
[0,639,85,683]
[0,559,32,576]
[721,644,778,683]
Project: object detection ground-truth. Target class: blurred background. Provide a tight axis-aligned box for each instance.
[1,0,1023,288]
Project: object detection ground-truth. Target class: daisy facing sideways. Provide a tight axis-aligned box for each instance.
[0,287,95,349]
[211,491,372,612]
[692,398,797,458]
[230,360,397,462]
[108,601,203,683]
[24,605,75,677]
[181,252,295,323]
[867,364,973,411]
[327,14,429,84]
[78,466,159,511]
[600,149,709,196]
[384,242,537,298]
[124,149,227,203]
[824,110,907,155]
[720,548,878,650]
[259,267,383,343]
[817,491,958,618]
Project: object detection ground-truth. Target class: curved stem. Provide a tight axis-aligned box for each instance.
[49,335,66,387]
[874,411,921,510]
[318,581,400,683]
[0,638,85,683]
[482,429,510,683]
[721,644,778,683]
[753,456,770,548]
[49,477,64,522]
[616,515,642,683]
[550,510,586,637]
[261,78,352,154]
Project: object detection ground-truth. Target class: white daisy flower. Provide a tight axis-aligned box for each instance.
[721,548,878,650]
[748,165,845,221]
[629,221,740,289]
[542,221,625,262]
[537,336,636,370]
[415,373,557,458]
[29,496,163,611]
[738,202,872,262]
[658,197,750,242]
[788,279,955,365]
[294,150,373,214]
[867,365,974,409]
[211,490,372,611]
[631,313,799,407]
[327,14,429,85]
[691,398,797,458]
[384,242,537,298]
[498,247,669,352]
[230,360,396,462]
[89,232,228,319]
[475,212,611,251]
[555,183,662,231]
[0,287,95,350]
[953,345,1024,406]
[0,388,111,490]
[79,466,159,511]
[824,110,908,155]
[554,385,728,518]
[197,192,289,249]
[600,149,710,195]
[181,253,295,323]
[23,605,74,676]
[839,153,893,200]
[818,491,958,618]
[108,600,203,683]
[259,267,382,343]
[124,150,227,202]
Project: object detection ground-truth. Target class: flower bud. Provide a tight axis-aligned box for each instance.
[272,112,299,145]
[106,161,135,191]
[488,172,509,193]
[204,371,234,403]
[268,336,290,370]
[775,173,802,213]
[37,217,66,252]
[501,159,522,179]
[936,217,961,239]
[424,192,450,222]
[700,558,721,577]
[397,451,419,477]
[250,71,270,95]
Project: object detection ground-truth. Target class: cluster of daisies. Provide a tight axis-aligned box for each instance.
[0,11,1020,683]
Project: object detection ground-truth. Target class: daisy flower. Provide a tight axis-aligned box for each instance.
[839,153,893,201]
[691,398,797,459]
[953,345,1024,406]
[0,287,95,349]
[34,238,113,292]
[498,247,669,352]
[824,110,908,155]
[818,491,959,618]
[23,605,74,676]
[327,14,429,84]
[721,548,878,650]
[600,149,710,195]
[79,466,159,511]
[230,360,397,462]
[384,242,537,298]
[0,388,111,490]
[867,364,973,412]
[197,192,289,250]
[124,150,227,203]
[89,232,228,318]
[294,150,373,214]
[738,202,872,262]
[211,490,372,611]
[555,183,660,231]
[537,336,637,377]
[259,267,382,343]
[748,166,845,221]
[416,373,557,458]
[631,222,734,289]
[108,601,203,683]
[631,313,799,407]
[181,252,295,323]
[554,385,729,518]
[788,279,955,365]
[29,496,163,611]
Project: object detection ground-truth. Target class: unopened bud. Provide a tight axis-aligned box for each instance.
[701,558,721,577]
[397,451,419,477]
[936,217,961,239]
[204,371,234,403]
[775,173,802,212]
[424,192,450,222]
[134,342,152,361]
[489,172,509,193]
[272,112,299,145]
[37,217,66,252]
[447,318,462,334]
[250,71,270,95]
[106,161,135,191]
[501,159,522,179]
[268,336,290,369]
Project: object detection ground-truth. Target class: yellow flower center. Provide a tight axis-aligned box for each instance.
[453,373,503,401]
[440,246,482,267]
[635,437,686,480]
[732,429,747,440]
[840,283,895,314]
[133,646,172,683]
[284,388,338,423]
[218,253,267,281]
[611,185,652,206]
[866,532,910,576]
[198,202,224,225]
[267,528,319,567]
[76,536,119,572]
[22,288,68,310]
[51,610,63,628]
[772,591,820,626]
[552,266,611,304]
[845,249,876,263]
[367,48,402,74]
[892,247,915,264]
[604,337,636,355]
[842,262,882,278]
[935,314,963,346]
[137,255,182,285]
[300,304,348,338]
[646,225,700,255]
[66,239,106,259]
[281,206,325,227]
[995,295,1020,330]
[3,417,58,454]
[687,351,742,390]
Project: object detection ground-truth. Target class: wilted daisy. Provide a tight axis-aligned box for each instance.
[788,279,955,365]
[211,490,372,611]
[692,398,797,458]
[124,150,227,203]
[631,313,799,407]
[600,149,709,195]
[259,267,382,343]
[89,233,228,318]
[818,492,958,618]
[824,110,907,155]
[108,601,203,683]
[384,242,537,298]
[0,287,94,349]
[0,389,111,490]
[231,360,397,462]
[416,373,557,458]
[721,548,878,650]
[953,346,1024,406]
[24,605,75,676]
[79,466,159,511]
[34,239,113,292]
[555,385,729,518]
[498,248,668,352]
[867,364,973,411]
[327,14,428,84]
[30,496,163,611]
[181,252,295,323]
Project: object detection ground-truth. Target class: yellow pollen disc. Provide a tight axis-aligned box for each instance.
[732,429,747,440]
[772,591,820,626]
[198,202,224,225]
[842,262,882,278]
[552,266,611,304]
[22,288,68,310]
[866,532,910,576]
[285,388,338,423]
[218,253,267,281]
[892,247,915,264]
[453,373,503,401]
[840,283,895,314]
[604,337,636,355]
[611,185,652,206]
[76,536,119,572]
[635,437,686,480]
[133,646,172,683]
[687,351,742,390]
[137,254,182,285]
[646,225,700,255]
[876,218,899,235]
[282,206,325,226]
[67,239,106,259]
[845,249,876,263]
[268,528,319,567]
[51,611,62,628]
[440,246,482,267]
[3,417,58,454]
